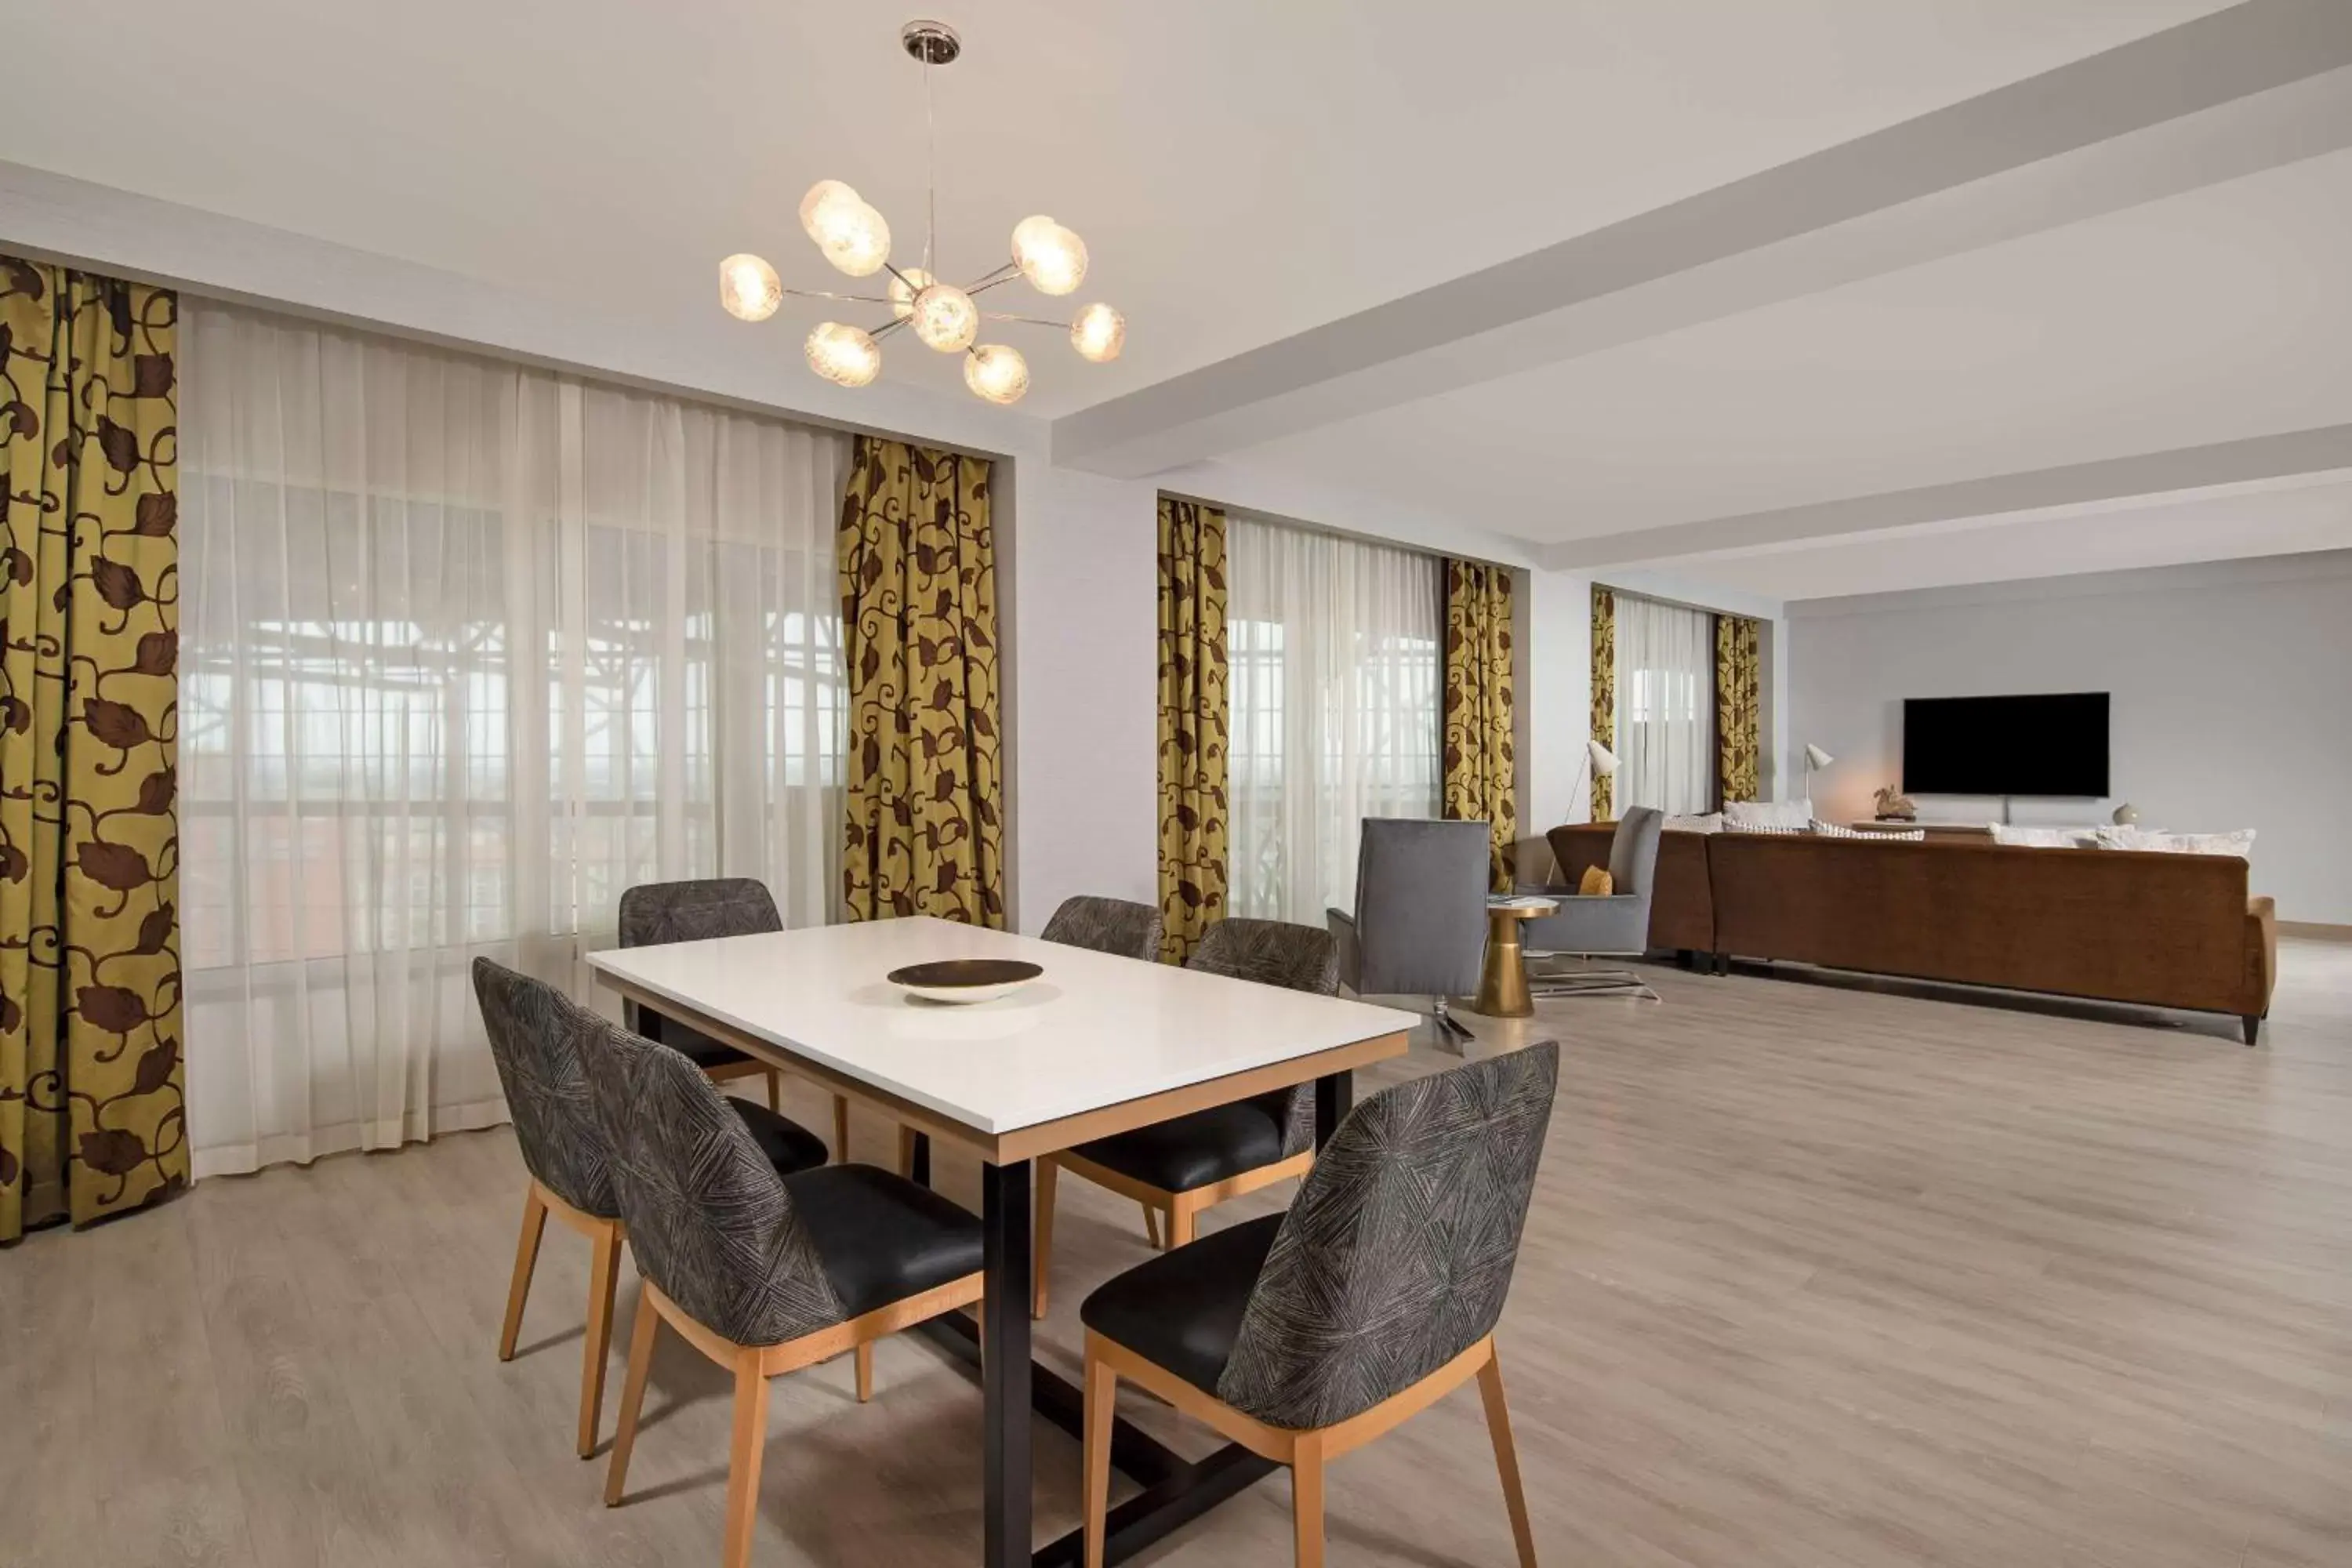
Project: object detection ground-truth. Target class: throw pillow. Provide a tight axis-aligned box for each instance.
[1664,812,1723,834]
[1720,818,1809,837]
[1811,819,1926,841]
[1577,866,1615,896]
[1723,798,1813,829]
[1988,824,2096,848]
[2092,826,2256,858]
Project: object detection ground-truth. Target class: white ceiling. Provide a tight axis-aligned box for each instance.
[1225,142,2352,537]
[5,0,2344,597]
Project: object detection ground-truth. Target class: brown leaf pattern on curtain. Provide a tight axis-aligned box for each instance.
[1715,614,1762,805]
[0,257,187,1243]
[1156,496,1229,963]
[1588,586,1616,821]
[1441,559,1516,890]
[837,437,1005,927]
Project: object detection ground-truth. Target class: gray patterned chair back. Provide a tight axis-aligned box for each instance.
[1188,917,1340,1160]
[574,1011,848,1348]
[471,958,619,1220]
[1040,895,1164,963]
[615,878,782,1039]
[1188,917,1339,995]
[1217,1040,1561,1429]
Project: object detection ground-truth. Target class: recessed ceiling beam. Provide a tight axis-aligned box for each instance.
[1539,423,2352,570]
[1051,0,2352,479]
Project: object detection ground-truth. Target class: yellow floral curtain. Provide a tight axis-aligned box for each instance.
[1588,585,1616,820]
[1156,496,1229,963]
[1715,614,1762,804]
[1,257,187,1243]
[837,436,1005,926]
[1442,559,1516,889]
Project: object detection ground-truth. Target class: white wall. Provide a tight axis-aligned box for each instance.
[1788,551,2352,923]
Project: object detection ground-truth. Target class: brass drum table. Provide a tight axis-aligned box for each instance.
[1472,896,1559,1017]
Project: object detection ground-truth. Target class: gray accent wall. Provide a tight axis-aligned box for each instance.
[1787,550,2352,925]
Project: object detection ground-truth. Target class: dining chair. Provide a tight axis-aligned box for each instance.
[582,1015,985,1568]
[470,958,831,1460]
[1078,1040,1560,1568]
[1031,916,1337,1319]
[1327,817,1492,1045]
[618,878,854,1161]
[1041,894,1165,962]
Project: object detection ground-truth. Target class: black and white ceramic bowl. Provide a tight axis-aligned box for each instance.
[884,958,1044,1005]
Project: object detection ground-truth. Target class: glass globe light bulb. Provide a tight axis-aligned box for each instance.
[1011,214,1087,296]
[963,343,1029,405]
[717,253,782,322]
[909,282,978,352]
[1069,303,1125,363]
[798,179,890,277]
[804,321,881,388]
[888,267,935,321]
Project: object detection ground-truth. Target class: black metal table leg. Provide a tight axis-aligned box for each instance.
[1315,1067,1353,1149]
[909,1130,932,1187]
[981,1158,1033,1568]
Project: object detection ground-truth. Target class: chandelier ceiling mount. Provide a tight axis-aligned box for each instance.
[717,19,1121,406]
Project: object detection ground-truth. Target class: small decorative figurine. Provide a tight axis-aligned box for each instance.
[1873,786,1918,822]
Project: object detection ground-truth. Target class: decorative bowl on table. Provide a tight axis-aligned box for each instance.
[885,958,1044,1005]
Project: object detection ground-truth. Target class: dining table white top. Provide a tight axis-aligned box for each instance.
[586,916,1419,1140]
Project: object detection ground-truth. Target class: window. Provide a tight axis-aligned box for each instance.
[1613,592,1715,815]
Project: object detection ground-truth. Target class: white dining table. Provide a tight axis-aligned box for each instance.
[587,915,1417,1568]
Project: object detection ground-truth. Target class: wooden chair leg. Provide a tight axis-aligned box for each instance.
[855,1341,874,1403]
[499,1184,549,1361]
[1478,1349,1539,1568]
[764,1068,782,1113]
[1083,1346,1117,1568]
[1033,1157,1059,1319]
[604,1295,660,1506]
[1166,1199,1198,1249]
[1142,1203,1162,1250]
[578,1219,622,1458]
[831,1094,851,1163]
[721,1353,771,1568]
[1292,1434,1327,1568]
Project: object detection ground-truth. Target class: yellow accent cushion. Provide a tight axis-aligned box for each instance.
[1578,866,1615,897]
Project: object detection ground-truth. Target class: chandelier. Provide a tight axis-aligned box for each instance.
[716,20,1123,406]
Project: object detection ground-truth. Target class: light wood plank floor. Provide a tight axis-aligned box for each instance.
[6,942,2350,1568]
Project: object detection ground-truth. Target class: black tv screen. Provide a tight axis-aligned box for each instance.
[1902,693,2109,797]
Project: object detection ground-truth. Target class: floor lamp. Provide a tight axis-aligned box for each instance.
[1802,742,1835,804]
[1570,738,1620,823]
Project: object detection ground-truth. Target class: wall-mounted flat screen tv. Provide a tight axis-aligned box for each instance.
[1902,692,2109,797]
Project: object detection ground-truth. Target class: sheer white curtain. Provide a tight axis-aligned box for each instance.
[1228,517,1443,924]
[179,303,849,1178]
[1615,593,1715,815]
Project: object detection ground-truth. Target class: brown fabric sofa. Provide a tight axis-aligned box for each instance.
[1537,824,2277,1043]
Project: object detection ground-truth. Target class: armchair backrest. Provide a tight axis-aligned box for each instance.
[1217,1040,1561,1428]
[1608,807,1666,904]
[1350,817,1490,998]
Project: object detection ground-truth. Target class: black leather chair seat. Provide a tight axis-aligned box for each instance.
[782,1164,985,1319]
[729,1101,830,1177]
[1080,1214,1282,1396]
[647,1014,755,1073]
[1071,1098,1289,1192]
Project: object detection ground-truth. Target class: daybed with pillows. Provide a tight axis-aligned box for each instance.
[1540,810,2275,1044]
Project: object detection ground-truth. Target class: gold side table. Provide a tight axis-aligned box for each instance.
[1472,898,1559,1018]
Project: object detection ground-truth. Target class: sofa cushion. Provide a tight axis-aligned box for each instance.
[1812,819,1925,841]
[1723,798,1812,829]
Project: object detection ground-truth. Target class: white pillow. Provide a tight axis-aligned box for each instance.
[1663,812,1722,834]
[1720,818,1809,837]
[1811,818,1924,841]
[2095,826,2256,858]
[1722,798,1813,830]
[1988,824,2095,849]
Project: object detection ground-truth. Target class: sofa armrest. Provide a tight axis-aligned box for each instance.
[2245,895,2277,1016]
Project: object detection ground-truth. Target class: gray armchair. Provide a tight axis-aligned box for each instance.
[1522,806,1665,998]
[1327,817,1490,1045]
